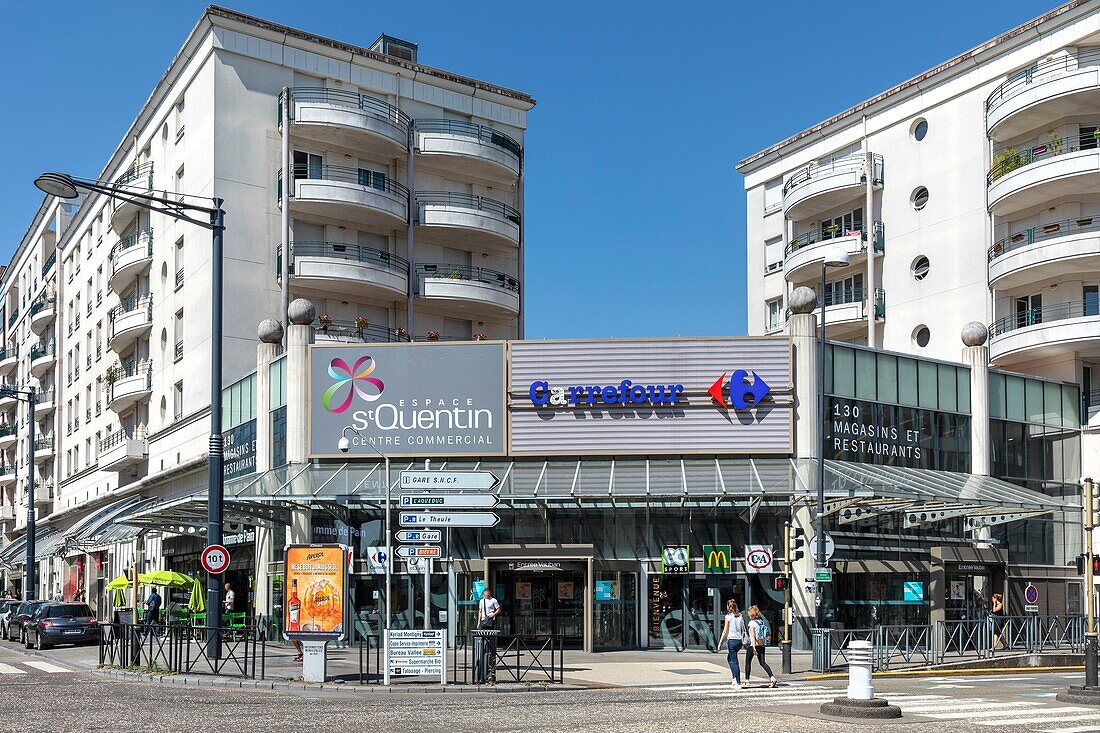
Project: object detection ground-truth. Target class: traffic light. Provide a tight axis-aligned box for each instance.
[1079,554,1087,574]
[773,576,789,592]
[789,525,805,562]
[1093,554,1100,577]
[1074,554,1100,575]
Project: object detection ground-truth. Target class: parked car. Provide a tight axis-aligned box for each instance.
[7,600,45,643]
[24,603,99,650]
[0,600,19,640]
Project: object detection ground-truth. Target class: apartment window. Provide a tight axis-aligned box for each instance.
[293,150,322,180]
[1015,294,1042,328]
[95,432,101,460]
[174,238,184,289]
[1085,286,1099,317]
[174,165,185,198]
[85,438,91,468]
[175,96,186,140]
[358,168,387,190]
[765,298,784,332]
[825,273,865,306]
[764,236,783,273]
[173,381,184,420]
[174,310,184,362]
[819,207,864,240]
[96,321,102,360]
[763,177,782,212]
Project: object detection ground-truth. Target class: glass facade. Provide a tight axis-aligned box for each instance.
[826,343,971,415]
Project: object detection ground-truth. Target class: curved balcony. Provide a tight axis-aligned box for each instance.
[33,482,53,506]
[34,389,54,418]
[0,467,14,488]
[784,222,884,284]
[284,88,410,156]
[988,217,1100,288]
[109,162,154,232]
[0,424,15,451]
[989,300,1100,364]
[99,428,148,471]
[987,134,1100,217]
[415,264,520,316]
[32,436,53,464]
[783,153,883,221]
[284,241,408,299]
[109,228,154,292]
[282,165,408,229]
[0,383,18,414]
[415,191,520,250]
[29,295,55,334]
[791,288,885,340]
[0,348,17,378]
[107,362,152,412]
[108,295,153,352]
[415,120,521,183]
[987,51,1100,140]
[28,342,55,378]
[313,319,412,345]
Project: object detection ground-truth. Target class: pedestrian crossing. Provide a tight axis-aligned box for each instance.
[640,681,1100,731]
[0,660,70,674]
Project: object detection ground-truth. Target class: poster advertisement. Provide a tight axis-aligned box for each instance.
[949,580,965,600]
[515,582,532,600]
[284,544,350,641]
[557,581,574,600]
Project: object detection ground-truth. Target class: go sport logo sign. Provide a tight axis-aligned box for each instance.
[310,343,505,457]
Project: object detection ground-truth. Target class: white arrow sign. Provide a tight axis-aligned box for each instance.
[395,530,442,543]
[396,545,442,559]
[400,471,498,490]
[399,511,500,528]
[400,494,499,509]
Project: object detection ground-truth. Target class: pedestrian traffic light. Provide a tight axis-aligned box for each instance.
[773,576,789,592]
[789,526,805,562]
[1092,554,1100,577]
[1079,554,1087,574]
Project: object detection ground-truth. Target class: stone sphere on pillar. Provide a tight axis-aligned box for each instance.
[287,298,316,326]
[961,321,988,347]
[257,319,284,344]
[788,286,817,314]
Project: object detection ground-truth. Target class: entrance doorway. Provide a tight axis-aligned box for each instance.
[647,573,746,651]
[946,571,992,621]
[492,561,587,648]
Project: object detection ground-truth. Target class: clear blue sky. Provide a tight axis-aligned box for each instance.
[0,0,1053,338]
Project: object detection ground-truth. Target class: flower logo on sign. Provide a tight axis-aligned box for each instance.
[322,356,385,413]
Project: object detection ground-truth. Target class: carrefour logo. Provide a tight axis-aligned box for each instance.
[708,370,770,410]
[322,356,385,413]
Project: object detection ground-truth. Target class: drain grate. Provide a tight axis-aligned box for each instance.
[667,668,716,675]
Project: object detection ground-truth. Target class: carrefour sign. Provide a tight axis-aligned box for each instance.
[528,379,684,408]
[309,343,506,458]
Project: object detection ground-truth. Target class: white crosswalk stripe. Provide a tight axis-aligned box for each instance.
[0,663,26,674]
[22,660,68,673]
[1043,726,1100,733]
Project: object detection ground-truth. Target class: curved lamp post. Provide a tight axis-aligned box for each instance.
[35,172,227,652]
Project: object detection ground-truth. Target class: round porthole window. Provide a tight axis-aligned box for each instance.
[911,256,930,281]
[911,118,928,142]
[913,325,931,348]
[911,187,929,211]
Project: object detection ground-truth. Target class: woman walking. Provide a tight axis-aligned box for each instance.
[991,593,1006,649]
[744,605,778,688]
[717,599,747,689]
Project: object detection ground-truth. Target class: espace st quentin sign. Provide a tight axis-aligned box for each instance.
[510,338,792,456]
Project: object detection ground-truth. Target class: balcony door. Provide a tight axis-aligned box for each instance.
[1084,285,1099,317]
[292,150,322,180]
[1015,294,1041,328]
[820,207,863,240]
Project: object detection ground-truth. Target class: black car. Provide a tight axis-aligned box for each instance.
[24,603,99,650]
[0,600,18,640]
[7,600,46,643]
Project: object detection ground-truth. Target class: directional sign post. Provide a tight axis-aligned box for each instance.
[400,511,500,528]
[395,530,442,544]
[400,471,498,490]
[400,494,499,509]
[396,545,442,559]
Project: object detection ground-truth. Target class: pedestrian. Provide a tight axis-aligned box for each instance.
[477,587,501,629]
[717,598,747,690]
[991,592,1006,649]
[143,586,162,635]
[223,582,235,615]
[744,605,778,688]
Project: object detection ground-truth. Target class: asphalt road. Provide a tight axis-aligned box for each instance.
[0,643,1095,733]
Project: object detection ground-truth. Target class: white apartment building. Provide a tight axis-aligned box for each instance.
[0,6,533,602]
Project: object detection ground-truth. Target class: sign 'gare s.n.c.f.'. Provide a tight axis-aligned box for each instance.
[309,343,506,458]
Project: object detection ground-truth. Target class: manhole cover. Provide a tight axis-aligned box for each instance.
[667,668,715,675]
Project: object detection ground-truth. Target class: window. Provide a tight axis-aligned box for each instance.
[824,273,865,306]
[764,236,783,273]
[911,118,928,142]
[911,187,929,211]
[1085,285,1099,317]
[820,207,863,239]
[174,238,184,288]
[765,298,784,332]
[912,325,931,348]
[293,151,322,180]
[911,256,930,281]
[175,96,186,140]
[173,381,184,420]
[174,310,184,362]
[358,168,386,190]
[763,177,782,212]
[1015,294,1042,328]
[174,165,185,199]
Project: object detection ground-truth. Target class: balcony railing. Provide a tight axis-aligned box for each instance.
[281,164,411,202]
[987,49,1100,116]
[114,161,153,189]
[313,319,412,344]
[100,427,147,453]
[988,131,1100,183]
[108,294,152,323]
[415,264,520,294]
[109,227,154,262]
[29,294,55,317]
[989,216,1100,261]
[0,424,15,439]
[287,241,410,276]
[29,341,54,361]
[0,347,15,362]
[6,311,17,329]
[415,191,520,224]
[783,153,883,196]
[35,389,54,406]
[107,361,152,403]
[284,87,412,132]
[414,119,522,158]
[34,436,52,452]
[174,341,183,362]
[790,288,886,320]
[41,251,56,276]
[786,221,885,257]
[990,299,1100,337]
[175,268,184,289]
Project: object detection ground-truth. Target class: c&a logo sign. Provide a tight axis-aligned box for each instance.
[708,369,770,411]
[322,356,385,413]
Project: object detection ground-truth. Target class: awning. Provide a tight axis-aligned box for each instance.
[0,529,60,568]
[117,494,294,535]
[65,495,154,551]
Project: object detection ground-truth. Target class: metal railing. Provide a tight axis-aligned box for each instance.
[875,625,933,669]
[936,616,1083,663]
[786,221,884,257]
[34,435,53,452]
[30,295,55,318]
[988,131,1100,183]
[286,241,409,275]
[285,87,411,133]
[29,341,54,361]
[35,389,54,406]
[416,264,520,294]
[0,347,14,363]
[174,341,183,361]
[415,191,520,224]
[987,49,1100,116]
[990,299,1099,337]
[356,632,384,684]
[784,152,884,197]
[451,632,564,684]
[42,251,56,276]
[114,161,154,190]
[279,164,410,202]
[989,215,1100,261]
[415,118,522,158]
[314,319,412,344]
[109,228,154,263]
[99,621,266,679]
[107,362,152,404]
[108,294,152,323]
[175,268,184,289]
[100,427,147,453]
[0,424,15,439]
[6,312,17,329]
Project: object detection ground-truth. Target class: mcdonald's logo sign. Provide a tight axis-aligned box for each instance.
[703,544,732,574]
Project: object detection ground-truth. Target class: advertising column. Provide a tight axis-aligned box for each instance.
[284,544,350,682]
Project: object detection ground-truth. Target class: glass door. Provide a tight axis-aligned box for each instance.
[685,577,717,651]
[554,571,584,644]
[1015,294,1041,328]
[594,572,638,649]
[647,574,685,649]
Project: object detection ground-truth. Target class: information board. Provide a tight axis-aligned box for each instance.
[386,629,446,684]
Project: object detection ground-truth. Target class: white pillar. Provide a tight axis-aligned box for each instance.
[285,300,315,545]
[253,319,283,622]
[961,322,992,547]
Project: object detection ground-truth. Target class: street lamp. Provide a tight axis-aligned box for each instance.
[35,171,228,640]
[816,246,849,629]
[338,427,392,630]
[0,386,36,600]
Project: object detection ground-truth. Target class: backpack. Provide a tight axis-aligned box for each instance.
[756,617,771,647]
